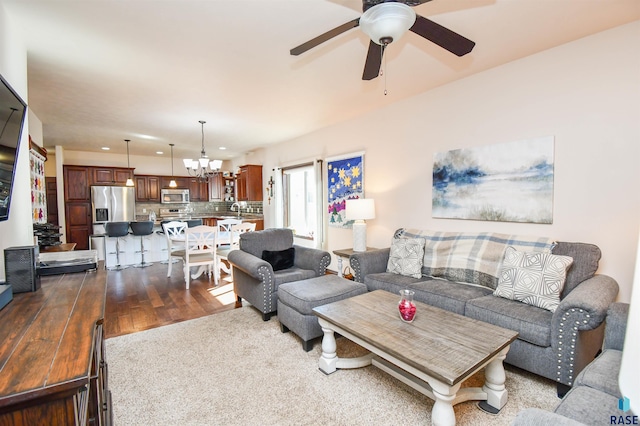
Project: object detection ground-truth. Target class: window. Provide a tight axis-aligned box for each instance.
[283,164,316,239]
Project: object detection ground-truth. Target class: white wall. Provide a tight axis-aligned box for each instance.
[0,5,35,282]
[256,21,640,303]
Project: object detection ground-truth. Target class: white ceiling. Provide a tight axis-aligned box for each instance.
[4,0,639,160]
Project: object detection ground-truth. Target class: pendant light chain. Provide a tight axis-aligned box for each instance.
[124,139,134,187]
[125,139,131,168]
[169,143,177,187]
[170,143,175,176]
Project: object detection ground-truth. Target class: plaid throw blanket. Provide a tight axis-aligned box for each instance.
[395,229,556,289]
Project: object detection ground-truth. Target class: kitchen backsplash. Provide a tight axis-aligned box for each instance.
[136,200,263,218]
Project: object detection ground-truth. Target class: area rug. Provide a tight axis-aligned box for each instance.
[106,307,559,425]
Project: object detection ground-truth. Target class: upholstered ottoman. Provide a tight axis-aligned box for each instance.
[278,275,367,351]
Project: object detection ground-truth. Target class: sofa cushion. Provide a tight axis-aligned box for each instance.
[494,246,573,312]
[465,295,553,347]
[386,237,425,278]
[573,349,622,399]
[409,279,493,315]
[364,273,492,315]
[365,272,426,298]
[554,385,621,424]
[552,242,601,298]
[274,267,317,286]
[395,229,554,289]
[262,247,295,271]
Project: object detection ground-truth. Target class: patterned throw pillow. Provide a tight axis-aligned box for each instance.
[494,246,573,312]
[387,238,426,279]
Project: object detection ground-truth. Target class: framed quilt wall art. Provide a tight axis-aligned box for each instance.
[326,151,365,228]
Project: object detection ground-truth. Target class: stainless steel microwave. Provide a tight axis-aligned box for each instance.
[161,188,190,204]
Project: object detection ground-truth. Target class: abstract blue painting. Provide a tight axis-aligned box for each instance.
[327,152,365,228]
[432,136,554,224]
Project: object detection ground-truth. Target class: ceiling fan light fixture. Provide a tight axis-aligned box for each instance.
[360,2,416,46]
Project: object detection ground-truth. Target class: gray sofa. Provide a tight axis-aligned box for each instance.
[512,302,631,425]
[228,228,331,321]
[349,229,619,395]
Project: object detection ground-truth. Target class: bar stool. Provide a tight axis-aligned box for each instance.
[105,221,131,271]
[130,221,155,268]
[156,220,177,264]
[185,219,203,228]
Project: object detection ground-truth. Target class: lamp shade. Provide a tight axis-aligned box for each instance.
[209,159,222,170]
[360,2,416,46]
[346,198,376,221]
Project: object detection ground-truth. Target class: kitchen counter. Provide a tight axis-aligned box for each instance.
[154,213,263,223]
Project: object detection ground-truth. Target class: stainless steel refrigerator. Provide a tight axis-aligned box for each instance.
[91,186,136,224]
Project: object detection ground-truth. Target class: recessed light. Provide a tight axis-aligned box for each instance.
[219,147,226,150]
[101,147,110,150]
[156,151,164,155]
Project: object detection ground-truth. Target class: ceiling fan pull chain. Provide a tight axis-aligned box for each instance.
[380,43,387,96]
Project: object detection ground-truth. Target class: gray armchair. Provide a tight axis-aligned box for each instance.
[227,228,331,321]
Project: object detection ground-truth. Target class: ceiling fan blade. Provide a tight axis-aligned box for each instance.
[410,15,475,57]
[290,18,360,56]
[362,40,385,80]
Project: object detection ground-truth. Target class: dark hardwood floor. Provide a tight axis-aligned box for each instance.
[104,261,238,338]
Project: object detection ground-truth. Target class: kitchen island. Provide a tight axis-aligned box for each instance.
[91,214,263,268]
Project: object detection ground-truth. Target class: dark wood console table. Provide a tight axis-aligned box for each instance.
[0,266,111,425]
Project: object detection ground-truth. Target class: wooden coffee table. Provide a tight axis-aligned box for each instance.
[312,290,519,426]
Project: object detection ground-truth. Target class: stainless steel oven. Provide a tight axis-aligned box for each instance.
[160,188,190,204]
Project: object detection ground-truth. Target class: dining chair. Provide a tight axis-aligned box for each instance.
[216,218,242,247]
[176,225,218,289]
[162,221,187,277]
[217,222,256,279]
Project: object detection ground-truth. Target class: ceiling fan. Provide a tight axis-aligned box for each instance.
[290,0,475,80]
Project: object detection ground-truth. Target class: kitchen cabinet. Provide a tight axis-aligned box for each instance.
[235,165,263,201]
[64,165,91,201]
[161,176,190,189]
[198,216,263,230]
[203,218,218,227]
[92,167,134,185]
[242,218,264,231]
[189,178,209,202]
[209,174,224,201]
[135,175,161,202]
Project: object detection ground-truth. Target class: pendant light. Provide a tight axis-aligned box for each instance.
[124,139,134,187]
[169,143,177,188]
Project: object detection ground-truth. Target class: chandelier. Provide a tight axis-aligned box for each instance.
[182,120,223,181]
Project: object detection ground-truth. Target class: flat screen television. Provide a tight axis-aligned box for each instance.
[0,73,28,222]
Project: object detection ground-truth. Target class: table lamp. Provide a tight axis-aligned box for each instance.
[346,198,375,252]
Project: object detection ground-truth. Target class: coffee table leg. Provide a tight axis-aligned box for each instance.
[431,388,457,426]
[318,319,338,374]
[482,346,510,411]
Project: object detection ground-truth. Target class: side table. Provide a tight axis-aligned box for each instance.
[332,247,377,278]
